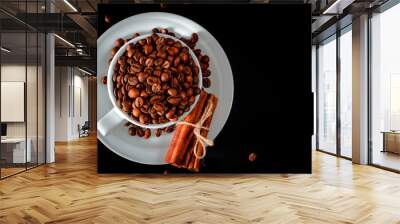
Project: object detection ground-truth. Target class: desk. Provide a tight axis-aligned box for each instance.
[1,138,31,163]
[382,131,400,154]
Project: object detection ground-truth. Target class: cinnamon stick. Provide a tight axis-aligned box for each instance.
[191,94,218,172]
[165,91,209,164]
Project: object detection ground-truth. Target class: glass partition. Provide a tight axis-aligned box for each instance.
[317,36,337,154]
[371,3,400,171]
[0,1,46,179]
[339,28,352,158]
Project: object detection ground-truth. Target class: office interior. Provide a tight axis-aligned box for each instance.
[0,0,400,223]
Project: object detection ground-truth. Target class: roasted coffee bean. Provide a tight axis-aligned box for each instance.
[153,103,165,112]
[155,129,162,137]
[203,69,211,77]
[191,33,199,44]
[161,72,170,82]
[167,47,179,56]
[111,47,119,56]
[128,88,140,99]
[134,97,144,108]
[140,90,149,98]
[153,70,162,77]
[145,58,154,67]
[143,129,151,139]
[193,49,201,57]
[137,72,147,83]
[128,76,139,85]
[167,88,178,96]
[154,58,164,66]
[203,78,211,88]
[143,44,153,55]
[115,38,124,48]
[136,128,144,137]
[105,15,112,24]
[200,55,209,64]
[167,96,181,105]
[149,95,162,104]
[194,87,201,95]
[188,95,195,104]
[152,83,162,93]
[160,28,168,34]
[132,107,141,118]
[128,127,137,136]
[165,125,175,133]
[102,76,107,85]
[162,60,170,69]
[139,114,149,124]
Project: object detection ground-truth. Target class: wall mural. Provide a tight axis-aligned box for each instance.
[97,4,312,173]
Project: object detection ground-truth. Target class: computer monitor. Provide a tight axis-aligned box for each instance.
[1,123,7,137]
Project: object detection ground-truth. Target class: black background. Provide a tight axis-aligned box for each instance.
[98,3,312,173]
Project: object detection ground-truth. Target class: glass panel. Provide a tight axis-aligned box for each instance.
[318,37,337,154]
[371,4,400,171]
[38,32,45,165]
[27,31,38,169]
[1,30,27,177]
[26,0,39,169]
[340,29,352,158]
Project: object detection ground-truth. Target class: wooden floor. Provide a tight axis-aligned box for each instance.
[1,135,400,224]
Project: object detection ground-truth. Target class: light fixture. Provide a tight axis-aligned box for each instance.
[63,0,78,12]
[54,34,75,48]
[78,67,93,76]
[1,47,11,53]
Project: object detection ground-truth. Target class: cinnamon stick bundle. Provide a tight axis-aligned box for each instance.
[164,91,218,172]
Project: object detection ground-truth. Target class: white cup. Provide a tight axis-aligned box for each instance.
[98,33,203,136]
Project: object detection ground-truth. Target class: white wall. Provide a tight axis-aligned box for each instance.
[54,67,89,141]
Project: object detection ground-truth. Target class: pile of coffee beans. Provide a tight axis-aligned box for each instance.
[103,28,212,138]
[125,122,176,139]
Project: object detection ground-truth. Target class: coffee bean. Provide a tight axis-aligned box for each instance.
[128,88,140,99]
[102,76,107,85]
[161,72,170,82]
[155,129,162,137]
[115,38,124,48]
[203,78,211,88]
[105,15,112,24]
[151,83,162,93]
[191,33,199,44]
[249,153,257,162]
[144,129,151,139]
[132,107,141,118]
[203,69,211,77]
[167,96,181,105]
[200,55,209,64]
[149,95,162,104]
[167,88,178,96]
[137,128,144,137]
[135,97,144,108]
[128,127,137,136]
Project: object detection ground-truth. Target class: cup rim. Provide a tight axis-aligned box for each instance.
[106,33,203,129]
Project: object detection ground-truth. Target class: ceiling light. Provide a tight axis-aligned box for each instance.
[54,34,75,48]
[63,0,78,12]
[1,47,11,53]
[78,67,93,76]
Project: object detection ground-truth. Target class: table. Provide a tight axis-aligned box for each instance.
[1,138,31,163]
[381,131,400,154]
